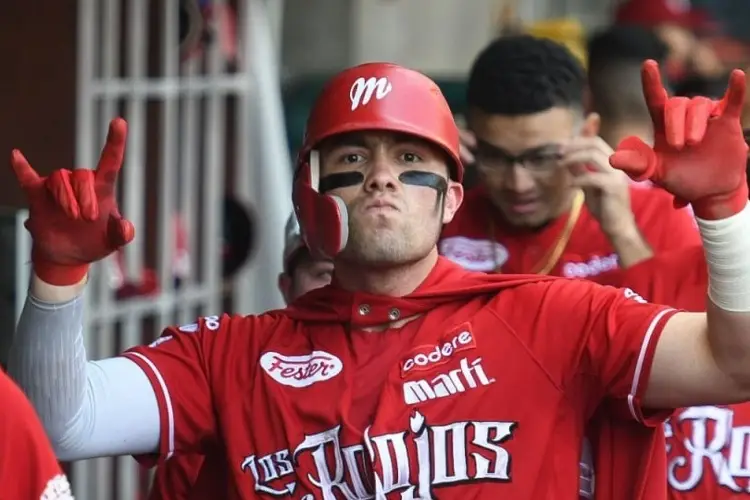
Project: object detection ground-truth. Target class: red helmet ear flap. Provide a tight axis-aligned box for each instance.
[293,151,349,260]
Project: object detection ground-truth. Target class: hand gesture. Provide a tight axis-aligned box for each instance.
[609,60,748,220]
[11,118,135,285]
[562,135,634,237]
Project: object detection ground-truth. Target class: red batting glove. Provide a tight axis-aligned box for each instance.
[11,118,135,286]
[609,60,749,220]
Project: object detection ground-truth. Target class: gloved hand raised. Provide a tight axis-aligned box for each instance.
[11,118,135,286]
[610,60,748,220]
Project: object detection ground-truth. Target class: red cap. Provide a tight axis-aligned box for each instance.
[615,0,714,31]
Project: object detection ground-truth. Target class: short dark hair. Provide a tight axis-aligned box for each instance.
[673,73,730,99]
[467,34,586,116]
[587,25,668,69]
[587,26,669,123]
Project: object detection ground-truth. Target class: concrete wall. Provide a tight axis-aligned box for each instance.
[280,0,618,78]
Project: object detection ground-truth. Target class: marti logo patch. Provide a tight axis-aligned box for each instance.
[400,323,476,377]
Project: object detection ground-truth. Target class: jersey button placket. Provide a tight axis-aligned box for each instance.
[388,308,400,321]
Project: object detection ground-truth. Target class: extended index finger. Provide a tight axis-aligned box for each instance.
[641,60,668,126]
[10,150,42,189]
[95,118,128,181]
[720,69,746,119]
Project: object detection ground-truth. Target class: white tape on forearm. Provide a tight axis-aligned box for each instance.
[697,201,750,312]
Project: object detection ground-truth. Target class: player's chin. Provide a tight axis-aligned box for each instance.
[354,209,400,227]
[499,205,549,228]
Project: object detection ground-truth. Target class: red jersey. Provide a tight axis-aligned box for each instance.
[603,245,707,313]
[441,187,698,500]
[0,370,73,499]
[440,185,699,280]
[608,246,750,499]
[123,257,677,499]
[666,402,750,498]
[147,454,205,499]
[147,450,230,499]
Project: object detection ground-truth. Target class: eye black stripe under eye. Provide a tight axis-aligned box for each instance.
[398,171,447,193]
[319,172,364,193]
[317,170,448,194]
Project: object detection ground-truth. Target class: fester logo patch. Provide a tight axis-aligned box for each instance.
[260,350,343,388]
[400,322,476,377]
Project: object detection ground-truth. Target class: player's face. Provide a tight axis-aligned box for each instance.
[279,251,334,304]
[318,131,463,266]
[469,106,592,228]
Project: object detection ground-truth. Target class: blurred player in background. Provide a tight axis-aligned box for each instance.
[586,25,671,151]
[441,35,699,283]
[277,213,334,305]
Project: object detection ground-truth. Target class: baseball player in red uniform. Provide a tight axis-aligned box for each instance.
[7,59,750,499]
[0,370,73,499]
[441,36,700,280]
[147,213,333,498]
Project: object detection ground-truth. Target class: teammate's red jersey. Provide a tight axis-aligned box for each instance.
[123,257,676,498]
[440,185,699,280]
[603,245,707,313]
[0,370,73,499]
[607,246,750,499]
[666,400,750,498]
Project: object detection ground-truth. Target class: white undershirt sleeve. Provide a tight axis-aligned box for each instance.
[8,293,161,461]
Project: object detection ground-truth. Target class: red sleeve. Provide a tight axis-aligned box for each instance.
[121,314,230,462]
[523,280,679,424]
[0,371,73,499]
[579,282,679,424]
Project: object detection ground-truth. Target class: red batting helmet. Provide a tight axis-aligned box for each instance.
[293,62,462,260]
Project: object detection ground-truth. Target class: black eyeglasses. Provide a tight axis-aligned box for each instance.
[474,141,564,175]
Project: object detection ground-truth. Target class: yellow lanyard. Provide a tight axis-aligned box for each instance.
[490,189,585,275]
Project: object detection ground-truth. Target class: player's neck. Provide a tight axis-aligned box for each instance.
[599,122,653,149]
[334,248,439,297]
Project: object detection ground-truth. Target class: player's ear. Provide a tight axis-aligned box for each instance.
[581,112,601,138]
[278,272,293,305]
[442,180,464,225]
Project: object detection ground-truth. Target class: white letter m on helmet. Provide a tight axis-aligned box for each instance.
[349,77,393,111]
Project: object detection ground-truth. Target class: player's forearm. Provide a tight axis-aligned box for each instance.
[605,222,653,268]
[698,202,750,386]
[8,293,87,441]
[8,293,161,459]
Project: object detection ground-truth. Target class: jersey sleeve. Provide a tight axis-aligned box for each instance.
[529,279,680,425]
[0,371,73,499]
[580,282,680,424]
[121,314,230,463]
